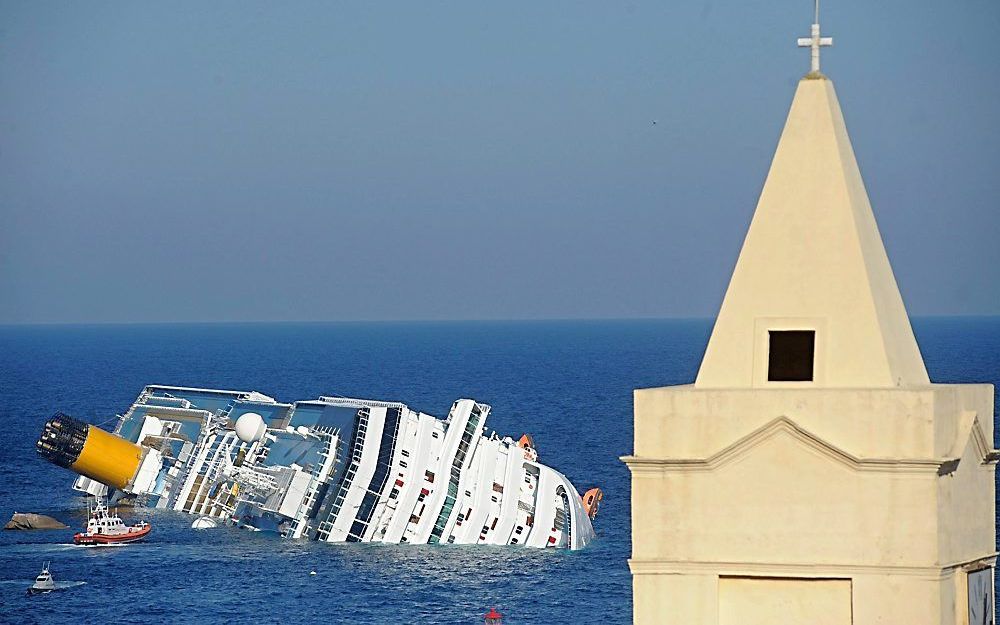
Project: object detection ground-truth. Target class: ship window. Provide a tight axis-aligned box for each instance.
[510,538,518,544]
[767,330,815,382]
[400,461,407,468]
[432,432,440,438]
[515,526,523,535]
[425,471,435,483]
[401,450,409,457]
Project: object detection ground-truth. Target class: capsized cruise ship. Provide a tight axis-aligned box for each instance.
[36,385,601,549]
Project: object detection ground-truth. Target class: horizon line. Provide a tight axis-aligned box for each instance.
[1,313,998,328]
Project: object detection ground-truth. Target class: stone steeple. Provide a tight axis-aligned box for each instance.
[624,9,995,625]
[695,76,929,389]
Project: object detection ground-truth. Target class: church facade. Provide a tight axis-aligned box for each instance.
[623,15,997,625]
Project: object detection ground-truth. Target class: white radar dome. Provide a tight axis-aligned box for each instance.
[234,412,267,443]
[191,516,219,530]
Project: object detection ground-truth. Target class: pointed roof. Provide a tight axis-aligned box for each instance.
[695,75,929,389]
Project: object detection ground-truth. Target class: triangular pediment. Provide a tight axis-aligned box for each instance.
[623,416,951,474]
[701,417,944,473]
[695,76,929,389]
[950,411,1000,467]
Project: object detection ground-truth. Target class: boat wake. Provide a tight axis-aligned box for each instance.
[1,543,79,554]
[0,580,87,590]
[47,581,87,591]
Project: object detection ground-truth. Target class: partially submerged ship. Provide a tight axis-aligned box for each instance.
[37,385,601,549]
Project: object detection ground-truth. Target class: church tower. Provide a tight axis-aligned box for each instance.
[623,6,997,625]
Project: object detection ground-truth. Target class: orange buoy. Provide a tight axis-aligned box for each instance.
[484,608,503,624]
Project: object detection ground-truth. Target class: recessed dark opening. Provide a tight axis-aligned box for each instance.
[767,330,815,381]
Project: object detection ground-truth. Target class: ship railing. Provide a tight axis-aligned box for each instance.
[319,396,407,411]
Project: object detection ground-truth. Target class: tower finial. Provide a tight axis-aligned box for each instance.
[797,0,833,75]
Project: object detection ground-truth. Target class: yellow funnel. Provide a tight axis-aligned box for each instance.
[70,425,144,490]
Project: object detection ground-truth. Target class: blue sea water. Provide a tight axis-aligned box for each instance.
[0,318,997,624]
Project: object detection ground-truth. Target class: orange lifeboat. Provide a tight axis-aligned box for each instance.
[516,434,537,461]
[581,487,603,520]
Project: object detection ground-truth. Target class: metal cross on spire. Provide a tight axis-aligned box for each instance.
[797,0,833,74]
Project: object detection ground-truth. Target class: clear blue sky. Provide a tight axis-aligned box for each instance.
[1,1,997,323]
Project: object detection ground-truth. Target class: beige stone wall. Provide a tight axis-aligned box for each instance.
[718,577,852,625]
[626,383,996,624]
[631,569,958,624]
[634,385,991,461]
[937,423,997,566]
[631,432,937,566]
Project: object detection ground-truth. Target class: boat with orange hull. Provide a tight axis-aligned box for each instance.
[73,497,151,546]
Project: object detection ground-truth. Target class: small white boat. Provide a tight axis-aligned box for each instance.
[26,562,55,595]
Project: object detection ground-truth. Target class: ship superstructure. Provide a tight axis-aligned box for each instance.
[37,385,599,549]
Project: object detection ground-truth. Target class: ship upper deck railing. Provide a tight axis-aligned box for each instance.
[318,396,408,411]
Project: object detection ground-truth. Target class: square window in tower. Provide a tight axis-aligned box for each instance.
[767,330,815,381]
